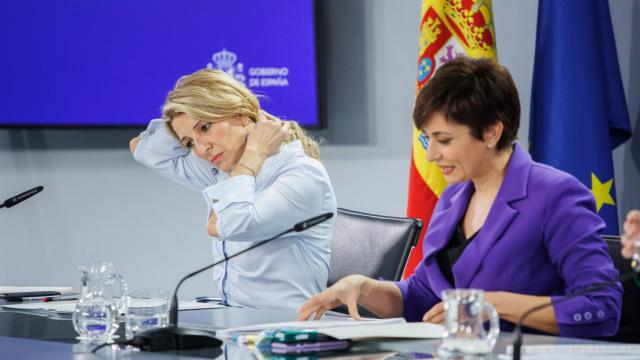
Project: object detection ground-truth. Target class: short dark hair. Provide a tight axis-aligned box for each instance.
[413,57,520,150]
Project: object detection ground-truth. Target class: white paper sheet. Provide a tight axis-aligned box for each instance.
[320,322,443,340]
[177,301,228,311]
[214,317,439,340]
[217,317,406,337]
[503,344,640,356]
[2,300,78,312]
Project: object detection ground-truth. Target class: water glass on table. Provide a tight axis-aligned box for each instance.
[438,288,500,358]
[125,290,169,340]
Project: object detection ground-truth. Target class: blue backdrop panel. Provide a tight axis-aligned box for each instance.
[1,0,319,127]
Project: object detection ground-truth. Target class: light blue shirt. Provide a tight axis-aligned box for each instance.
[133,119,336,310]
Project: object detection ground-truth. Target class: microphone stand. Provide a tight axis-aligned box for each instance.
[512,271,637,360]
[95,212,334,353]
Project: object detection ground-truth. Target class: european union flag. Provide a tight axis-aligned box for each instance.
[529,0,631,234]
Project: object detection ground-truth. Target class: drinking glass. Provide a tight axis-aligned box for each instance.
[438,288,499,358]
[125,289,170,340]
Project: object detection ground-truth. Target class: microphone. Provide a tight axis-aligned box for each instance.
[109,212,334,353]
[511,271,638,360]
[0,186,44,209]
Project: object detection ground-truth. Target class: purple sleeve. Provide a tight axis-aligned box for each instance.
[544,175,622,338]
[395,259,439,322]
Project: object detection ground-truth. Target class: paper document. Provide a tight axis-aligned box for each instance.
[499,344,640,360]
[2,300,227,313]
[217,317,405,337]
[320,322,443,340]
[2,300,78,312]
[505,344,640,355]
[217,317,442,340]
[0,286,74,295]
[177,301,228,311]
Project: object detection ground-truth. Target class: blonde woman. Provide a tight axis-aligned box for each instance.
[130,69,336,310]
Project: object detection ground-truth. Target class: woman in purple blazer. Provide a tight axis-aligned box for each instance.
[298,57,622,338]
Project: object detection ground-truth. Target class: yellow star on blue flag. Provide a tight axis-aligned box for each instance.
[590,173,615,212]
[529,0,631,234]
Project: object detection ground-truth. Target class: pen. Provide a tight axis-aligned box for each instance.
[42,295,79,302]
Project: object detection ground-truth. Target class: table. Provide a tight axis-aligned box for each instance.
[0,305,623,359]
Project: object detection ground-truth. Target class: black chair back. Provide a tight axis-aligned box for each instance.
[602,235,640,343]
[328,208,423,286]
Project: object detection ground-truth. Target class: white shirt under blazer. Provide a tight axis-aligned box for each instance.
[133,119,337,310]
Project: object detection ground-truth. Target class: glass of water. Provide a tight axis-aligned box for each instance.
[125,290,169,340]
[73,298,119,340]
[438,288,500,358]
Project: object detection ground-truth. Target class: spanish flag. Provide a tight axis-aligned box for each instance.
[403,0,498,278]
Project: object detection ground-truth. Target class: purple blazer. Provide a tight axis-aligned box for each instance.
[397,144,622,338]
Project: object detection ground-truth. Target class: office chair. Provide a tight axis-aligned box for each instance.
[196,208,423,312]
[600,235,640,343]
[328,208,423,287]
[326,208,422,318]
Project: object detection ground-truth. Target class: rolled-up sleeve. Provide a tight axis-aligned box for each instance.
[395,259,439,322]
[202,175,256,239]
[544,175,622,338]
[202,160,330,241]
[132,119,223,191]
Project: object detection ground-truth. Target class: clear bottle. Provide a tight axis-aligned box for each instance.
[72,261,128,341]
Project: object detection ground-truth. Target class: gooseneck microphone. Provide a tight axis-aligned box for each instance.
[93,212,334,354]
[0,186,44,209]
[511,271,638,360]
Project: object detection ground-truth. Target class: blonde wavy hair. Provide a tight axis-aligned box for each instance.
[162,69,320,160]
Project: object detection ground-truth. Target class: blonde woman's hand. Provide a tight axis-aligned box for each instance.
[297,275,371,321]
[621,210,640,259]
[259,109,280,122]
[244,112,290,158]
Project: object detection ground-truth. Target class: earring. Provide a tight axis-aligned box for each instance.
[487,144,494,149]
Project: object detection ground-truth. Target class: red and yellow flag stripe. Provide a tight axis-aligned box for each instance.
[404,0,497,278]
